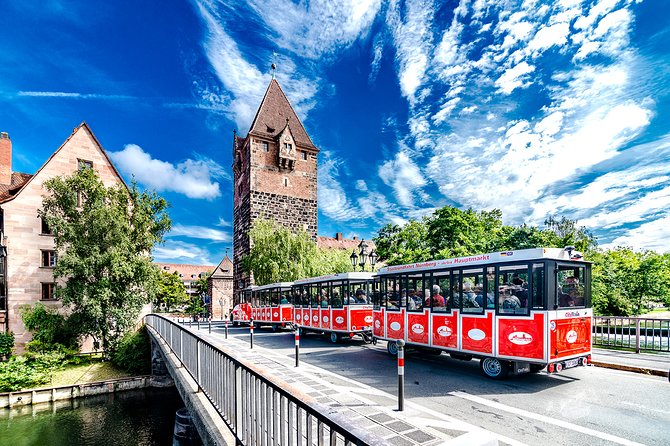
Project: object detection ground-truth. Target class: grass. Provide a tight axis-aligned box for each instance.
[48,356,135,387]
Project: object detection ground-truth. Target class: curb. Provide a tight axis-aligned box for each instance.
[591,361,669,378]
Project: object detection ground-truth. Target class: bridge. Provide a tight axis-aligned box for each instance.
[145,314,500,446]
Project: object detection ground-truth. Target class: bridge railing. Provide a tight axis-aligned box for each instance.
[145,314,387,446]
[593,316,670,353]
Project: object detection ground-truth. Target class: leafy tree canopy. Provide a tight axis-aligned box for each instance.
[242,219,353,285]
[154,270,189,312]
[39,168,171,357]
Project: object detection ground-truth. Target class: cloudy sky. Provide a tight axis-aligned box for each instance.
[1,0,669,265]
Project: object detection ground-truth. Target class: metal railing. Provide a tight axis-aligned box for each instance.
[145,314,386,446]
[593,316,670,353]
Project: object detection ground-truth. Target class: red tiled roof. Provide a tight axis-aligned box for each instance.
[0,172,33,203]
[316,236,376,251]
[211,256,233,279]
[154,263,216,280]
[246,79,317,151]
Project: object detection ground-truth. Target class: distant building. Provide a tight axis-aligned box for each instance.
[232,78,319,299]
[154,262,216,300]
[316,232,376,252]
[0,124,126,348]
[208,255,233,320]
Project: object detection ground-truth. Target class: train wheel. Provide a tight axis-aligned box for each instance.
[480,357,509,379]
[386,340,398,356]
[330,332,340,344]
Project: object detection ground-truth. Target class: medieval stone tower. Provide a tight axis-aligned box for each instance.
[232,79,319,298]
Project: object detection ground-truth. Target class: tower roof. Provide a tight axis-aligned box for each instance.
[246,79,317,151]
[211,255,233,279]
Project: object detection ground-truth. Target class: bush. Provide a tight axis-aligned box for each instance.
[21,304,80,352]
[0,351,66,392]
[0,332,14,360]
[111,326,151,375]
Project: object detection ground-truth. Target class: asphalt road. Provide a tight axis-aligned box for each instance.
[216,325,670,446]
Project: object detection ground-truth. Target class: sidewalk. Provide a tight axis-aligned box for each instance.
[591,347,670,378]
[193,327,506,446]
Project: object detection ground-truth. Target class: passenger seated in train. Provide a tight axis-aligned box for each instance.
[400,289,416,310]
[559,276,583,307]
[409,289,423,310]
[512,276,529,308]
[462,282,480,308]
[500,286,522,311]
[331,291,342,307]
[320,290,329,307]
[280,295,289,304]
[427,284,446,308]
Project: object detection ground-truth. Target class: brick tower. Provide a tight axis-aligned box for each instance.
[232,79,318,299]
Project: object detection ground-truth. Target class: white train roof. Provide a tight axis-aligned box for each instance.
[293,271,374,285]
[253,282,294,291]
[376,248,586,275]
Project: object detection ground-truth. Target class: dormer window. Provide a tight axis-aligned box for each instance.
[301,151,307,161]
[262,141,269,152]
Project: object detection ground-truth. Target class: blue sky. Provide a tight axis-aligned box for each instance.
[1,0,669,265]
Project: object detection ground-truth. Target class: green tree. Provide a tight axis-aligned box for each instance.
[154,271,189,312]
[242,218,353,285]
[542,215,598,254]
[39,168,171,358]
[21,304,80,353]
[374,220,431,265]
[425,207,505,258]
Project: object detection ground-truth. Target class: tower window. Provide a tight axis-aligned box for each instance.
[302,151,307,160]
[41,283,56,301]
[41,217,53,235]
[41,250,57,267]
[283,178,288,187]
[262,141,269,152]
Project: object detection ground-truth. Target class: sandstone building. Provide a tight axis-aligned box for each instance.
[232,79,319,297]
[0,124,126,346]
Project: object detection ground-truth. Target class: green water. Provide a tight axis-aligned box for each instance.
[0,388,184,446]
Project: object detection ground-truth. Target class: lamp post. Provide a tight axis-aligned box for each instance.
[219,298,224,321]
[358,239,369,271]
[350,239,378,272]
[349,250,358,270]
[369,249,378,271]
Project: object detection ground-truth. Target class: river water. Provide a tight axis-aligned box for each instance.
[0,388,185,446]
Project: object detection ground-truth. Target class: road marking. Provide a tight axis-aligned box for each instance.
[450,391,645,446]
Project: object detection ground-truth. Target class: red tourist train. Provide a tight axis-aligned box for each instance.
[372,247,592,378]
[291,272,375,343]
[231,286,255,326]
[247,282,294,331]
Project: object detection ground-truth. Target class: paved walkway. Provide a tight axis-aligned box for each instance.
[192,327,503,446]
[592,347,670,377]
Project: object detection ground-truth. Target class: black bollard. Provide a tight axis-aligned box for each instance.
[397,339,405,411]
[225,320,228,339]
[208,317,211,334]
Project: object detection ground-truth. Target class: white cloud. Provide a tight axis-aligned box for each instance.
[216,217,231,227]
[528,22,570,53]
[604,215,670,252]
[18,91,133,100]
[318,152,356,221]
[109,144,224,200]
[168,224,231,242]
[153,240,215,265]
[496,61,535,94]
[378,151,427,208]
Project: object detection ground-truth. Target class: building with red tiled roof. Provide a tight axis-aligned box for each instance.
[154,262,216,298]
[0,124,127,349]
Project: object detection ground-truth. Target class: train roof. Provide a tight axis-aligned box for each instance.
[293,271,374,285]
[253,282,294,291]
[376,247,587,275]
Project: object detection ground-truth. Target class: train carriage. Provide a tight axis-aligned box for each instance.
[373,247,592,378]
[231,286,256,326]
[249,282,294,331]
[292,272,375,343]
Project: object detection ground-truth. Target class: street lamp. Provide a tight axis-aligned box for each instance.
[358,239,369,271]
[219,298,224,321]
[369,249,378,271]
[349,250,358,270]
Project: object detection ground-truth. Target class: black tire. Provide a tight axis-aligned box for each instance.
[480,357,509,379]
[330,332,340,344]
[530,364,546,373]
[387,340,398,356]
[450,353,473,362]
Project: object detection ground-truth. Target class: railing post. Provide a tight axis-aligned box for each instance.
[250,319,254,349]
[397,339,405,412]
[209,317,212,334]
[635,318,641,354]
[295,327,300,367]
[196,339,201,392]
[180,330,183,366]
[235,365,242,437]
[197,317,201,330]
[225,320,228,339]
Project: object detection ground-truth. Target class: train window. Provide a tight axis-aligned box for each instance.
[532,263,545,309]
[349,282,368,305]
[462,268,484,314]
[431,271,449,312]
[310,284,319,308]
[556,265,586,308]
[319,284,330,307]
[280,288,290,304]
[271,289,279,306]
[303,286,311,308]
[485,267,496,309]
[373,278,383,309]
[331,282,344,308]
[406,273,424,312]
[386,277,401,311]
[498,264,530,315]
[450,272,460,310]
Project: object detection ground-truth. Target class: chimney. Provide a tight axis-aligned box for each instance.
[353,236,358,241]
[335,232,343,241]
[0,132,11,185]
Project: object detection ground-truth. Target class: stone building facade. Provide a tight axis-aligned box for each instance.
[0,124,126,347]
[208,255,233,320]
[232,79,319,299]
